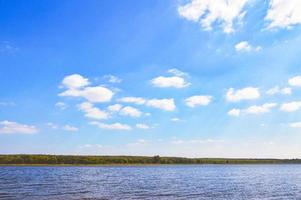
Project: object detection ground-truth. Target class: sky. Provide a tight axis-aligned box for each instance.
[1,0,301,158]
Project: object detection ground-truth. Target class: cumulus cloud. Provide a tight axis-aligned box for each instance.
[119,106,142,117]
[146,98,176,111]
[56,74,114,122]
[78,102,109,120]
[61,74,90,89]
[104,75,122,83]
[90,121,132,130]
[226,87,260,102]
[107,104,143,118]
[59,74,114,103]
[118,97,176,111]
[151,68,190,88]
[60,86,114,103]
[185,95,212,107]
[107,104,123,112]
[265,0,301,29]
[81,87,114,102]
[266,86,292,95]
[118,97,146,105]
[288,76,301,87]
[235,41,262,52]
[228,108,241,117]
[0,121,38,134]
[62,125,79,132]
[136,123,150,129]
[228,103,277,116]
[244,103,277,114]
[178,0,249,33]
[151,76,190,88]
[280,101,301,112]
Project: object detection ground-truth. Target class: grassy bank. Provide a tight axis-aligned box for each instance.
[1,154,301,165]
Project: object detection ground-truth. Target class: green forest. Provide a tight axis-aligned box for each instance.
[1,154,301,165]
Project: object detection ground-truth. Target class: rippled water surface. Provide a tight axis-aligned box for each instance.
[1,165,301,199]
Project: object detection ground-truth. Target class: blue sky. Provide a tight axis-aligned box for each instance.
[1,0,301,158]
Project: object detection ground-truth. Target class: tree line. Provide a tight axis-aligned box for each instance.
[0,154,301,165]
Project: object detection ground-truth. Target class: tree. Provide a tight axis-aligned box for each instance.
[153,155,160,163]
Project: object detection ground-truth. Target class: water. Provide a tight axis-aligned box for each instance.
[1,165,301,200]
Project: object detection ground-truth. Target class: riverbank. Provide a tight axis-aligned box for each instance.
[1,154,301,165]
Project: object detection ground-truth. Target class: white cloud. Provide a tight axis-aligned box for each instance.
[228,108,241,117]
[0,121,38,134]
[118,97,146,105]
[119,106,142,117]
[90,121,132,130]
[244,103,277,114]
[266,86,292,95]
[288,76,301,87]
[280,101,301,112]
[59,74,114,103]
[136,123,150,129]
[104,75,122,83]
[60,86,114,103]
[235,41,262,52]
[151,76,190,88]
[289,122,301,128]
[146,98,176,111]
[107,104,123,112]
[150,68,190,89]
[55,102,68,110]
[80,86,114,103]
[62,125,79,132]
[61,74,89,89]
[226,87,260,102]
[167,68,188,77]
[59,88,82,97]
[228,103,277,116]
[78,102,109,120]
[178,0,249,33]
[185,95,212,107]
[265,0,301,29]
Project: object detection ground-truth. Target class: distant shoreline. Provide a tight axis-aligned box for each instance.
[1,154,301,165]
[1,163,301,167]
